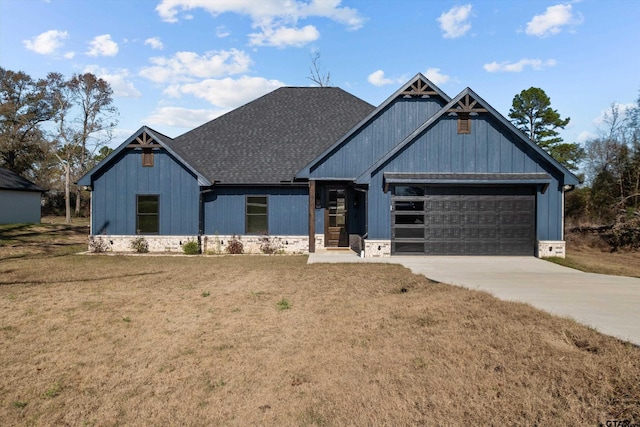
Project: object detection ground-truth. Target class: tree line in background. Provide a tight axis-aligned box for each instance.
[509,87,640,250]
[0,67,117,223]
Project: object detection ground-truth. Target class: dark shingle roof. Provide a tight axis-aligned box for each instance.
[0,167,45,192]
[169,87,375,184]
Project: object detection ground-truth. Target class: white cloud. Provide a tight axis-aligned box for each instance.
[64,51,76,59]
[216,26,231,38]
[144,37,164,50]
[83,65,141,98]
[576,130,595,143]
[592,102,635,126]
[139,49,252,83]
[437,4,472,39]
[368,68,450,87]
[156,0,365,28]
[424,68,450,85]
[249,25,320,47]
[146,107,227,128]
[155,0,365,48]
[298,0,364,30]
[525,4,583,37]
[168,76,285,108]
[86,34,119,57]
[483,58,557,73]
[367,70,399,87]
[23,30,69,55]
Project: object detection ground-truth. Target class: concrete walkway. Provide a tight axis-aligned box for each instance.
[308,252,640,345]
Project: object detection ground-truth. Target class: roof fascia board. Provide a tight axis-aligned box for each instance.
[296,73,451,178]
[0,186,45,193]
[383,172,553,185]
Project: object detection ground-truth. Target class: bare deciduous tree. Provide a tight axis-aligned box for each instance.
[307,50,331,87]
[50,73,117,223]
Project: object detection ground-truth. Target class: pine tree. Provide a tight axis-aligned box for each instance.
[509,87,583,171]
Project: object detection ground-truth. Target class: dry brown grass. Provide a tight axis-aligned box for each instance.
[1,227,639,426]
[555,231,640,277]
[0,221,89,261]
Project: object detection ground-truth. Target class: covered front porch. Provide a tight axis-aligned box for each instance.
[308,180,368,253]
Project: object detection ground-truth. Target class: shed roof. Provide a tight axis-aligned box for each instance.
[0,167,45,192]
[169,87,375,184]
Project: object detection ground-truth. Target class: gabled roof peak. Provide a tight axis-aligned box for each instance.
[446,89,488,114]
[77,126,212,187]
[399,73,450,101]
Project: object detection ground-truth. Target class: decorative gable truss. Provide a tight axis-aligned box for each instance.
[127,131,159,167]
[400,78,444,99]
[447,93,488,134]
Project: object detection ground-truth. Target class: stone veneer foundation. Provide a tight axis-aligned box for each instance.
[536,240,566,258]
[201,235,309,254]
[88,235,310,254]
[88,235,564,259]
[363,239,392,257]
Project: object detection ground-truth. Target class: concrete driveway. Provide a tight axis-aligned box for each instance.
[308,253,640,345]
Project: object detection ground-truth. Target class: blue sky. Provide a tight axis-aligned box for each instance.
[1,0,639,148]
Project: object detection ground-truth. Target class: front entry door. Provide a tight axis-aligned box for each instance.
[325,188,348,247]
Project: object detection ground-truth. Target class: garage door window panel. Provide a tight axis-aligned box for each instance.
[395,227,425,239]
[395,214,424,225]
[395,186,425,197]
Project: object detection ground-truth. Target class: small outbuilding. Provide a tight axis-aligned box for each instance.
[0,167,45,224]
[79,74,579,257]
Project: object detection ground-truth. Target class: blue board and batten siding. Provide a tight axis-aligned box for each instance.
[91,150,200,235]
[309,97,446,178]
[363,115,565,241]
[204,187,308,236]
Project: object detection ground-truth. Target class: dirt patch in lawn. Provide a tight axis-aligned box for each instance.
[1,251,639,426]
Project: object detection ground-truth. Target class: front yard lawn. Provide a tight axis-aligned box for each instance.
[1,237,638,425]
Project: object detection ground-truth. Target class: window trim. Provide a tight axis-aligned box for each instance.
[245,195,268,235]
[136,194,159,235]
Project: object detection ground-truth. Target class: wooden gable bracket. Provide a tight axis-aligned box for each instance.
[400,79,439,98]
[447,94,488,134]
[127,131,156,148]
[127,131,158,167]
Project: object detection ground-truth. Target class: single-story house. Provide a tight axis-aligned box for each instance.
[0,167,45,224]
[78,74,579,257]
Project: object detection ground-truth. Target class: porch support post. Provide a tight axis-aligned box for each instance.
[309,180,316,253]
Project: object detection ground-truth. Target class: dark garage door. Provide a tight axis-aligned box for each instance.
[392,186,535,255]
